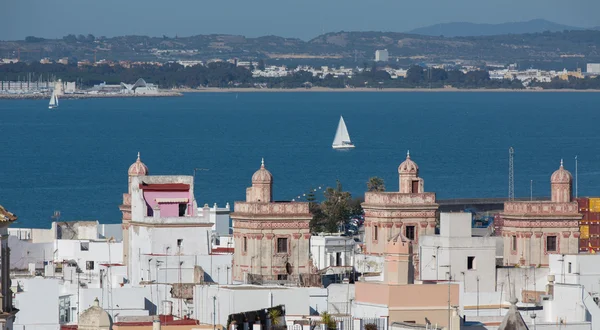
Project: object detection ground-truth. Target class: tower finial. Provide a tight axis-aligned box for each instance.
[560,159,563,167]
[407,150,410,158]
[137,152,141,161]
[261,157,265,168]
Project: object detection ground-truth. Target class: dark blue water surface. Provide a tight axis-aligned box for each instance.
[1,92,599,228]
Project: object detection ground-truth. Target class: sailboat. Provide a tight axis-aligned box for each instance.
[332,116,355,149]
[48,90,59,109]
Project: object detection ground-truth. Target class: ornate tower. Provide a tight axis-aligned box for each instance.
[551,159,572,203]
[398,151,424,194]
[119,152,149,268]
[231,160,314,285]
[246,158,273,203]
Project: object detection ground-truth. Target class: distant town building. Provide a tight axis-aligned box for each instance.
[57,57,69,65]
[39,58,52,64]
[587,63,600,74]
[375,49,389,62]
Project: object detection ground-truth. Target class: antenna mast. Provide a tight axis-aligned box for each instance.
[509,147,515,201]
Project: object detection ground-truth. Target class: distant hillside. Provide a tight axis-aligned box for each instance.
[408,19,581,37]
[4,29,600,68]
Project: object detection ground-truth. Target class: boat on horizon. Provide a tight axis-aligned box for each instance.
[332,116,355,149]
[48,90,59,109]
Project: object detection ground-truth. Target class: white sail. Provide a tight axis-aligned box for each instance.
[49,91,58,108]
[332,116,354,149]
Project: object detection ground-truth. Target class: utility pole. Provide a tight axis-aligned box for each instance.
[509,147,515,201]
[575,155,578,199]
[213,296,217,330]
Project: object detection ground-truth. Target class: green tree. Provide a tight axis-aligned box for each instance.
[268,309,282,328]
[321,180,352,233]
[320,312,336,330]
[367,177,385,192]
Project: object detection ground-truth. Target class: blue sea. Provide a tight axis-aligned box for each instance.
[1,92,599,228]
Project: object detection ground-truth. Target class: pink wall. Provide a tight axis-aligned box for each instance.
[356,282,459,308]
[143,191,193,217]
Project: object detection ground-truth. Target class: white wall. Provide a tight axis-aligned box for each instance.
[8,236,53,270]
[328,284,354,315]
[549,254,600,294]
[14,277,61,330]
[419,213,496,293]
[194,285,311,326]
[542,283,588,323]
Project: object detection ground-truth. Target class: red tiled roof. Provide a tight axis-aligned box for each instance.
[139,183,190,191]
[61,325,78,330]
[211,247,234,254]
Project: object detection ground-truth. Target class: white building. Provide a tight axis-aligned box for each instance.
[375,49,389,62]
[198,203,231,237]
[310,234,356,271]
[419,212,499,293]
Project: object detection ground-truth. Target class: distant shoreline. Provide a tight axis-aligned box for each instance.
[176,87,600,93]
[2,88,600,100]
[0,92,183,100]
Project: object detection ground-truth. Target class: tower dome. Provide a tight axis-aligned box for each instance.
[128,152,149,176]
[398,151,419,175]
[551,159,572,184]
[252,158,273,184]
[78,297,111,330]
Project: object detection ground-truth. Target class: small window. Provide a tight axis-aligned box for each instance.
[277,274,288,281]
[243,236,248,252]
[467,256,476,270]
[277,238,288,254]
[86,261,94,270]
[546,236,557,252]
[406,226,415,240]
[80,242,89,251]
[177,239,183,247]
[568,262,572,273]
[178,204,186,217]
[374,225,378,241]
[511,236,517,251]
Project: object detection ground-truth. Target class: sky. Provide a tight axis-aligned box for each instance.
[1,0,599,41]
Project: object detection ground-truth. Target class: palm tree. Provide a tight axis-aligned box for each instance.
[268,309,282,328]
[367,177,385,192]
[320,312,336,330]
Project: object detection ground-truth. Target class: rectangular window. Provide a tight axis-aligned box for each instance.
[277,238,288,254]
[406,226,415,240]
[568,262,572,273]
[467,256,476,270]
[86,261,94,270]
[511,236,517,251]
[80,242,89,251]
[412,181,419,193]
[547,236,557,252]
[177,239,183,247]
[178,204,187,217]
[243,236,248,252]
[277,274,288,281]
[374,225,378,241]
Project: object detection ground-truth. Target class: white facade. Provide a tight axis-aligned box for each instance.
[13,278,61,330]
[419,213,497,292]
[375,49,389,62]
[310,235,356,270]
[128,175,213,286]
